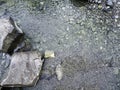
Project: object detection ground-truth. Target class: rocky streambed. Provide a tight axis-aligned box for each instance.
[0,0,120,90]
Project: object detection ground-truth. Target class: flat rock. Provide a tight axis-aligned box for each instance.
[0,17,24,54]
[0,51,44,87]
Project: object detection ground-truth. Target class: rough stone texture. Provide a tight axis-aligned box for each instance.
[0,0,120,90]
[0,51,44,87]
[0,53,11,81]
[0,17,24,54]
[0,18,13,51]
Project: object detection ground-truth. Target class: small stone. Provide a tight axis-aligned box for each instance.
[40,2,44,5]
[0,53,11,81]
[98,5,102,9]
[1,51,44,87]
[106,0,113,7]
[0,17,24,54]
[95,0,98,3]
[106,6,111,9]
[114,15,119,19]
[0,53,10,68]
[62,7,65,10]
[117,2,120,4]
[81,87,84,90]
[55,64,63,81]
[118,24,120,27]
[112,0,116,3]
[44,50,55,58]
[100,46,103,50]
[113,68,119,75]
[98,0,102,4]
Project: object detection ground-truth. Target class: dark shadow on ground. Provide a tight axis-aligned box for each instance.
[0,1,6,6]
[70,0,88,7]
[2,87,22,90]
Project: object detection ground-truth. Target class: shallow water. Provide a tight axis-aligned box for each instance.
[0,0,120,90]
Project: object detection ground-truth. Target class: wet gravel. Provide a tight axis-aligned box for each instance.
[0,0,120,90]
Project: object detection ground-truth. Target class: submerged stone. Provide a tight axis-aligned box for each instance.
[0,17,24,54]
[0,51,44,87]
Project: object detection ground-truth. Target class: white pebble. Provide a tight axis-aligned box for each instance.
[55,64,63,81]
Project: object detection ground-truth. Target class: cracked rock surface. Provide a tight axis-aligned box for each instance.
[1,51,44,87]
[0,17,24,54]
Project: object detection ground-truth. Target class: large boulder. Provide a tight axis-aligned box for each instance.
[0,17,24,54]
[0,51,44,87]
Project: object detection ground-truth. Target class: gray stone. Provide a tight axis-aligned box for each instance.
[55,64,63,81]
[0,17,24,54]
[0,51,44,87]
[0,53,11,81]
[94,0,98,3]
[98,0,102,4]
[106,0,113,6]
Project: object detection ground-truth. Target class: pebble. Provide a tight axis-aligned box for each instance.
[44,50,55,58]
[98,0,102,4]
[113,68,119,74]
[117,2,120,4]
[114,15,119,19]
[55,64,63,81]
[106,0,113,6]
[100,46,103,50]
[40,2,44,5]
[98,5,102,9]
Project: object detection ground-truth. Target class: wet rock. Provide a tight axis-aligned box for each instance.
[0,1,6,6]
[44,50,55,59]
[0,17,24,54]
[0,53,11,68]
[1,51,44,87]
[0,53,11,81]
[55,64,63,81]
